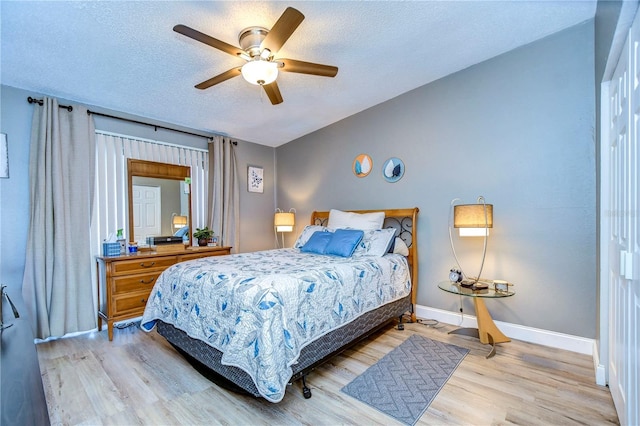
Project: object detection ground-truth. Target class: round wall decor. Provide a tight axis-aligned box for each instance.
[382,157,404,183]
[352,153,373,177]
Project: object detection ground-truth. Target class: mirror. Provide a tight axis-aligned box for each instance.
[127,159,192,246]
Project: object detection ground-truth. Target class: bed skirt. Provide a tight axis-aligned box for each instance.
[156,294,412,399]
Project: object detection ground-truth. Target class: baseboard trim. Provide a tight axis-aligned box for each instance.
[416,304,595,356]
[593,340,608,386]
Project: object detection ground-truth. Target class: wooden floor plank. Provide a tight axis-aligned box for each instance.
[36,320,619,425]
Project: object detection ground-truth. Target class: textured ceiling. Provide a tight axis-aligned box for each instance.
[1,1,596,147]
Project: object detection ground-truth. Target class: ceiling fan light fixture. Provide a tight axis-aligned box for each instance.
[241,60,278,85]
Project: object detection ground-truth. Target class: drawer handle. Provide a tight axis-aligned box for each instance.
[139,277,155,284]
[141,298,147,304]
[139,261,156,268]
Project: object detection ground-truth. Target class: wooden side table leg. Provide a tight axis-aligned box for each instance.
[474,297,510,345]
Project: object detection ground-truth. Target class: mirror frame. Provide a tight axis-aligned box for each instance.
[127,159,192,246]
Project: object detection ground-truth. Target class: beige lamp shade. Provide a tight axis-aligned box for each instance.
[172,215,188,229]
[454,204,493,236]
[274,212,295,233]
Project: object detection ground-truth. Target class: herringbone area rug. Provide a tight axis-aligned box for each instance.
[341,334,468,425]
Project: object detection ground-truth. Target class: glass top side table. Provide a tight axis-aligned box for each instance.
[438,281,515,358]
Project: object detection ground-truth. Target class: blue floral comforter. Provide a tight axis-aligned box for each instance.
[140,248,410,402]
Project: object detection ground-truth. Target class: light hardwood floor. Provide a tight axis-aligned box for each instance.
[36,319,619,425]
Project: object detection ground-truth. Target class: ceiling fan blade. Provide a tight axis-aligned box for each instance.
[174,24,245,58]
[260,7,304,54]
[278,58,338,77]
[195,67,242,90]
[262,81,283,105]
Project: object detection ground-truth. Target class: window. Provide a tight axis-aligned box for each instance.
[91,131,208,253]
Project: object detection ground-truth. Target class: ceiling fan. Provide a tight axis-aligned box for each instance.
[174,7,338,105]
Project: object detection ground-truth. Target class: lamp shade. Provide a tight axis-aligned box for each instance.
[241,60,278,86]
[172,215,188,229]
[454,204,493,236]
[274,212,295,232]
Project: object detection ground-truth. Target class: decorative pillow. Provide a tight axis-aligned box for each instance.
[300,231,333,254]
[324,229,364,257]
[390,237,409,256]
[327,209,385,231]
[353,228,396,257]
[294,225,328,248]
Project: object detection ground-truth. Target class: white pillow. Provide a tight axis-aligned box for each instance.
[294,225,329,248]
[391,237,410,256]
[353,228,396,257]
[327,209,385,231]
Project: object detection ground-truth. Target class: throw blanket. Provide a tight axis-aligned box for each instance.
[141,248,410,402]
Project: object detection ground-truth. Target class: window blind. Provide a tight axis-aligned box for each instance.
[91,131,208,255]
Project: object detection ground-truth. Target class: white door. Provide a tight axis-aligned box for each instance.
[132,184,161,243]
[607,13,640,426]
[626,17,640,425]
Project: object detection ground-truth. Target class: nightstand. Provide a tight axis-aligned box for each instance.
[438,280,515,358]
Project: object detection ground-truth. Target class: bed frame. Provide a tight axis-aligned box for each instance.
[156,207,419,400]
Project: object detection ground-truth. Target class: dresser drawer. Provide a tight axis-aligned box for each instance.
[111,256,177,275]
[114,291,151,315]
[113,272,161,294]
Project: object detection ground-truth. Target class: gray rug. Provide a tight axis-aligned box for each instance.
[341,334,468,425]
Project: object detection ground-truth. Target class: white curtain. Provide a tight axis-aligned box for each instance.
[208,135,239,253]
[22,97,96,339]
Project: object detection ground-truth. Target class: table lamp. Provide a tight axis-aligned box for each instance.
[172,214,188,229]
[449,196,493,287]
[274,208,295,248]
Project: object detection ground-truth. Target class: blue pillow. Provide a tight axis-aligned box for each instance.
[173,226,189,237]
[300,231,333,254]
[324,229,364,257]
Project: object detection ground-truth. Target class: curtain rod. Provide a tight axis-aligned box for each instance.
[86,110,224,142]
[27,96,73,111]
[27,96,236,144]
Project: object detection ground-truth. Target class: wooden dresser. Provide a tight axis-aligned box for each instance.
[96,246,231,340]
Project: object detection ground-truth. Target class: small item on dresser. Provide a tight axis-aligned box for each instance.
[128,242,138,254]
[102,242,121,257]
[146,236,184,245]
[116,228,126,254]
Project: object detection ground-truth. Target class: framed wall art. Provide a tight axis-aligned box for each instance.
[382,157,404,183]
[352,153,372,178]
[247,165,264,193]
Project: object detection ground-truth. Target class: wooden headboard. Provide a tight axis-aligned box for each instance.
[310,208,419,322]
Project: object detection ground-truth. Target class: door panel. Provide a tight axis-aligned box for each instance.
[607,14,640,425]
[133,185,161,243]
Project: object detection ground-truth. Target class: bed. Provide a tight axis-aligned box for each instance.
[141,208,419,402]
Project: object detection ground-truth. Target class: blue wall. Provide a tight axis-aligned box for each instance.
[276,22,596,338]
